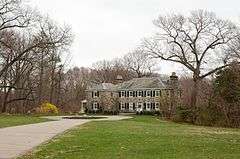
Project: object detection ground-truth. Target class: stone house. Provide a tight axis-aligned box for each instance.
[85,72,180,114]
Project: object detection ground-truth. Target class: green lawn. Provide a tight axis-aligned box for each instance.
[21,116,240,159]
[0,115,51,128]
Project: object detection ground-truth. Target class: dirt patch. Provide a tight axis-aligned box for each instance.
[187,127,240,135]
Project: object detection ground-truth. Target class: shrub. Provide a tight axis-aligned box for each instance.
[38,102,59,114]
[87,109,102,114]
[103,110,119,115]
[173,106,194,123]
[137,111,160,116]
[155,111,161,116]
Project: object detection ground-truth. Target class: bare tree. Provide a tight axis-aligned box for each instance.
[143,10,239,116]
[61,67,90,112]
[0,18,72,79]
[0,0,32,31]
[91,59,134,84]
[227,36,240,60]
[0,0,73,113]
[123,48,157,78]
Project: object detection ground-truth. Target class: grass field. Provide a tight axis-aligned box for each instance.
[21,116,240,159]
[0,115,51,128]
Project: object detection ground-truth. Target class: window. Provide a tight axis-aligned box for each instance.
[138,102,142,108]
[121,103,125,110]
[133,91,136,97]
[121,91,125,98]
[152,91,155,97]
[151,103,154,109]
[138,91,142,97]
[155,102,160,110]
[146,102,151,110]
[93,102,99,110]
[93,91,99,98]
[147,90,151,97]
[155,90,160,97]
[129,91,133,97]
[125,103,129,110]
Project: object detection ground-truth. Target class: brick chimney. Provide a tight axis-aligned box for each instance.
[116,75,123,83]
[169,72,179,114]
[170,72,178,89]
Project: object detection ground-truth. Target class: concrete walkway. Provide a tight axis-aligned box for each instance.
[0,116,131,159]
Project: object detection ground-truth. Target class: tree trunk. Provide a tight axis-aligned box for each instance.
[38,53,44,105]
[56,67,62,107]
[190,77,200,123]
[1,87,11,113]
[49,64,56,103]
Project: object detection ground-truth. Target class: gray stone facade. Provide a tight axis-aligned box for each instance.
[85,72,180,113]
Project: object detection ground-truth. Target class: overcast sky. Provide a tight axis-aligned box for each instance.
[27,0,240,75]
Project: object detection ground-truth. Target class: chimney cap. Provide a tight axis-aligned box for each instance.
[171,72,176,76]
[170,72,178,79]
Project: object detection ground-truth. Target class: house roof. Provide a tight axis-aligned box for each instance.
[87,77,169,91]
[116,77,167,90]
[87,83,117,91]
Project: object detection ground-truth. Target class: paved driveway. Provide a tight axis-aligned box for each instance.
[0,116,131,159]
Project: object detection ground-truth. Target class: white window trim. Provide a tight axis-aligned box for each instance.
[155,90,160,97]
[93,102,98,110]
[138,91,142,97]
[93,91,98,98]
[121,103,125,110]
[155,102,160,110]
[146,90,151,97]
[129,91,133,97]
[137,102,143,108]
[121,91,125,98]
[146,102,151,111]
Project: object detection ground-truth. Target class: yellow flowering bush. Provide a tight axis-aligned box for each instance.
[39,102,58,114]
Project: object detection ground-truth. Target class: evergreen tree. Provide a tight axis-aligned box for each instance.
[214,63,240,104]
